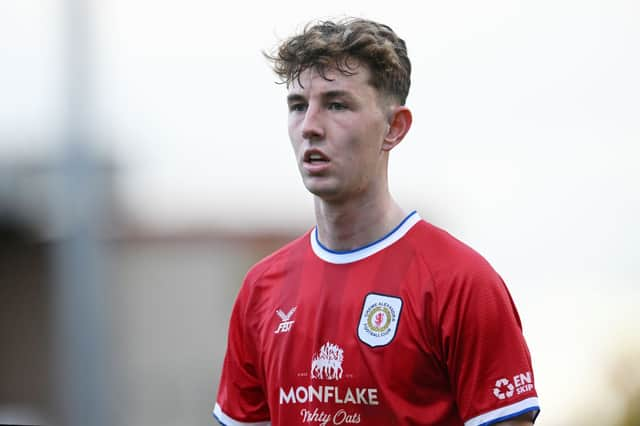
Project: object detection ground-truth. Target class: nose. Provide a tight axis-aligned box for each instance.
[301,105,324,141]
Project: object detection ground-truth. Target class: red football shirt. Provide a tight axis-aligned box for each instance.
[214,212,539,425]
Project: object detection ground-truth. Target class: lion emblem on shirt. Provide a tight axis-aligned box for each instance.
[310,342,344,380]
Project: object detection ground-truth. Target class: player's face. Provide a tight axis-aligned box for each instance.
[287,64,391,203]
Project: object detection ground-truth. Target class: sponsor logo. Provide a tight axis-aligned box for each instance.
[357,293,402,347]
[493,378,514,400]
[279,341,379,409]
[275,306,297,334]
[279,341,379,424]
[493,371,534,400]
[279,386,378,405]
[311,342,344,380]
[300,408,361,425]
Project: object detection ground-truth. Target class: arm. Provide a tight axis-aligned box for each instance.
[495,411,535,425]
[432,249,540,426]
[214,279,270,424]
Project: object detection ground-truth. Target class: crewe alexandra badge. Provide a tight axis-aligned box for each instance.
[357,293,402,347]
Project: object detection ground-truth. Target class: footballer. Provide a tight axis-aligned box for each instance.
[213,18,540,426]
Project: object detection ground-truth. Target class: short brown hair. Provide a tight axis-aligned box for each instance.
[265,18,411,105]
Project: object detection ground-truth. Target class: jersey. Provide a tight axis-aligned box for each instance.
[214,212,540,425]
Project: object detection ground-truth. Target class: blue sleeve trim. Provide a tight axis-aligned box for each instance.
[480,406,540,426]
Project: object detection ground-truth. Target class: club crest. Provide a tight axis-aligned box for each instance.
[357,293,402,347]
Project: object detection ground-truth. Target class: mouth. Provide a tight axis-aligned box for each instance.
[302,149,331,174]
[303,149,330,165]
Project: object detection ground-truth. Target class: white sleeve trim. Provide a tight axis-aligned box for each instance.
[213,403,271,426]
[464,397,540,426]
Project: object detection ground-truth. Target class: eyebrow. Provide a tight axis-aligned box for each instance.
[286,90,356,104]
[323,90,355,100]
[287,94,306,104]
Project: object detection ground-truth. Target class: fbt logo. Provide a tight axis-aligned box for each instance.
[493,371,534,400]
[275,306,297,334]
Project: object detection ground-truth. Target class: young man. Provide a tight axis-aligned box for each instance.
[214,18,540,426]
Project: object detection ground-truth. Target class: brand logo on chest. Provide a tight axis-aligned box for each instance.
[357,293,403,347]
[275,306,297,334]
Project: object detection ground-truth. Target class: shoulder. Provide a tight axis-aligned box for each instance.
[406,220,497,277]
[230,231,311,325]
[403,220,511,310]
[243,230,311,288]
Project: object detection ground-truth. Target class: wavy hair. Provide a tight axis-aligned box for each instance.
[265,18,411,105]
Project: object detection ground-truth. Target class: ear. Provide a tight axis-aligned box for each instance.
[382,106,413,152]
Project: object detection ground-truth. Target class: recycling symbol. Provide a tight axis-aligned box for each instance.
[493,378,515,400]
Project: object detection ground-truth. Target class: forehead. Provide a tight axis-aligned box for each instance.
[287,65,374,97]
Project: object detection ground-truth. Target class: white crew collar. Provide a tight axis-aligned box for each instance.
[310,211,421,264]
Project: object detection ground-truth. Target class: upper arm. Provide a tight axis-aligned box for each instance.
[432,254,540,425]
[494,410,536,425]
[214,281,270,424]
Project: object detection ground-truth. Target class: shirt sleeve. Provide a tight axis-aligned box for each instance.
[436,259,540,426]
[214,278,271,425]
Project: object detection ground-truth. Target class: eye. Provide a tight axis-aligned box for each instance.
[288,103,307,112]
[328,102,347,111]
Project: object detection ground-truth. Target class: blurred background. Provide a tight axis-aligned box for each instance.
[1,0,639,425]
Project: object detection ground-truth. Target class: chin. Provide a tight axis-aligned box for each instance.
[302,175,357,201]
[308,187,353,204]
[304,183,340,199]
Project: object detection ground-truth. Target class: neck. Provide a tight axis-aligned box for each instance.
[313,190,406,251]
